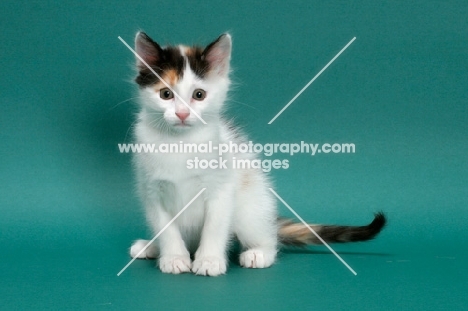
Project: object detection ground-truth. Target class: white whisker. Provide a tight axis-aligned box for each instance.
[109,96,143,111]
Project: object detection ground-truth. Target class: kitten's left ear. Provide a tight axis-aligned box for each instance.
[203,34,232,76]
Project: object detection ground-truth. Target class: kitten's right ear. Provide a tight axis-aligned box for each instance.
[135,32,162,70]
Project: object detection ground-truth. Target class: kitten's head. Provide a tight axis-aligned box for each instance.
[134,32,231,133]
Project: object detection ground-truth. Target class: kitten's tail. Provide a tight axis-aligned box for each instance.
[277,212,386,246]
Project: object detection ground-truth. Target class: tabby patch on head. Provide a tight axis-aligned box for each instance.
[134,32,230,87]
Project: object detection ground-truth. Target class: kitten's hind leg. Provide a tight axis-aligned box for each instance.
[237,230,277,269]
[239,248,277,268]
[130,239,158,259]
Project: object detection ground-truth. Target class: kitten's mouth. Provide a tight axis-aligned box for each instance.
[174,122,192,128]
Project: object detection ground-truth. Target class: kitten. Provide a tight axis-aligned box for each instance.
[128,32,386,276]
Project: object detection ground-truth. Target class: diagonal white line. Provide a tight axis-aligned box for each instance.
[268,37,356,124]
[118,36,207,125]
[269,188,357,275]
[117,188,206,276]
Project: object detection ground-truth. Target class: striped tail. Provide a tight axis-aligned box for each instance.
[278,212,386,246]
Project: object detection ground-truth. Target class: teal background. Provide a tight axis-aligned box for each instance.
[1,1,467,310]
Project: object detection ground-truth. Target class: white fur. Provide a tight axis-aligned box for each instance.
[131,34,278,276]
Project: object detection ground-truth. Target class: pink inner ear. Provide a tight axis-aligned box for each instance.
[206,50,226,66]
[135,40,159,67]
[206,50,229,75]
[205,36,231,75]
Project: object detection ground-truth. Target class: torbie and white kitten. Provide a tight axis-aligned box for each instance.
[127,32,386,276]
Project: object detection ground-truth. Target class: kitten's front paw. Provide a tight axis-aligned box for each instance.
[240,248,276,268]
[159,255,192,274]
[192,256,227,276]
[130,239,158,259]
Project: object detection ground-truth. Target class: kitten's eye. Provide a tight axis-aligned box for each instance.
[160,88,174,100]
[192,89,206,101]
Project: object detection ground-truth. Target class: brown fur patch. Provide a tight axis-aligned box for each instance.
[183,46,196,57]
[184,46,210,78]
[152,69,180,92]
[164,69,179,85]
[240,171,251,189]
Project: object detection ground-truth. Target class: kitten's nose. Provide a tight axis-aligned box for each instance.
[175,111,190,121]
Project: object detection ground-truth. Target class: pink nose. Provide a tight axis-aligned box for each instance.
[175,111,190,121]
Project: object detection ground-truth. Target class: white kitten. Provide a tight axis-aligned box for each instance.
[127,32,386,276]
